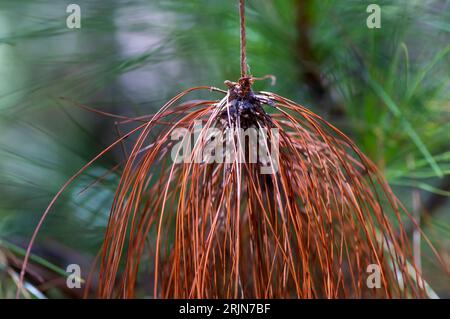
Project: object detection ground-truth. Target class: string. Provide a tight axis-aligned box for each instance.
[239,0,248,77]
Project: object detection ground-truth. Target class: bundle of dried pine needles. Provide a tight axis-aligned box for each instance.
[18,0,447,299]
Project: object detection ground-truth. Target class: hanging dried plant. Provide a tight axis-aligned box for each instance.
[18,0,447,299]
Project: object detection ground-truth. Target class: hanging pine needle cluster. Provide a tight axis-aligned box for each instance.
[18,0,446,299]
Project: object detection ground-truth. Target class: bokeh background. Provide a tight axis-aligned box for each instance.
[0,0,448,298]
